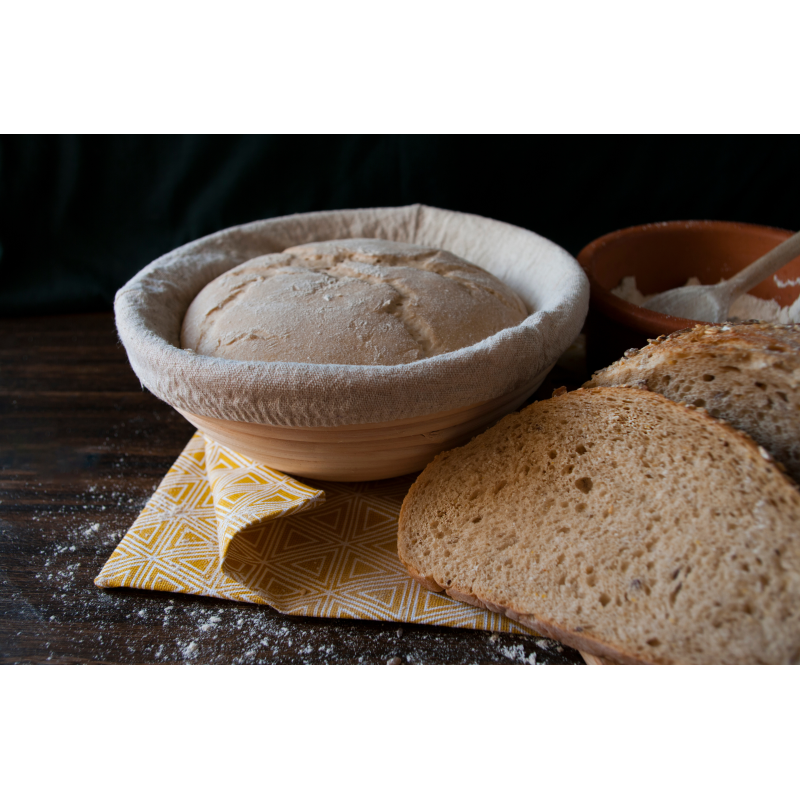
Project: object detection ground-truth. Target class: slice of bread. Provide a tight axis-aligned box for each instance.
[585,322,800,483]
[397,386,800,664]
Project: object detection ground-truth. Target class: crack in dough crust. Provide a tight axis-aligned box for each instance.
[181,239,530,366]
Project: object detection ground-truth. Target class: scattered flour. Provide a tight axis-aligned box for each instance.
[612,275,800,323]
[181,641,199,659]
[11,477,581,665]
[500,643,539,665]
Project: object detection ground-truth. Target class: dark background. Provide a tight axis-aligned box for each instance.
[1,134,798,317]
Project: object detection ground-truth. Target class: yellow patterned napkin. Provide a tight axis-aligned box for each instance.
[95,432,528,633]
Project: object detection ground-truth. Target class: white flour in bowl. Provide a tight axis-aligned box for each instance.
[612,276,800,323]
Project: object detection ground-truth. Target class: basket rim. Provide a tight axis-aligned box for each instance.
[115,204,589,427]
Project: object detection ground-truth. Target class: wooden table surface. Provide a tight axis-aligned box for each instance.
[0,313,586,664]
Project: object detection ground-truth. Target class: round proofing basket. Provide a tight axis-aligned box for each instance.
[115,204,589,480]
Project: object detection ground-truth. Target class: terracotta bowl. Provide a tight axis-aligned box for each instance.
[577,220,800,371]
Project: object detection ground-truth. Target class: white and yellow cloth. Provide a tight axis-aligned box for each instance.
[95,432,529,633]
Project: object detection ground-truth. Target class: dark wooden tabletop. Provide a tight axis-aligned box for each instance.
[0,312,587,664]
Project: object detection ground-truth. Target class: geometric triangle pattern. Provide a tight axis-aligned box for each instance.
[94,433,267,605]
[204,435,326,562]
[95,432,530,634]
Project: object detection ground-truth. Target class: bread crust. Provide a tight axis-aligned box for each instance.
[405,554,648,664]
[585,321,800,482]
[398,386,800,664]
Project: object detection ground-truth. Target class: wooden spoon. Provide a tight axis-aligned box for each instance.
[642,228,800,322]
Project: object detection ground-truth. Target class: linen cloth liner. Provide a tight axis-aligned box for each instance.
[115,204,589,427]
[95,432,531,634]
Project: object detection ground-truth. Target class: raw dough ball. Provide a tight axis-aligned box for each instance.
[181,238,529,366]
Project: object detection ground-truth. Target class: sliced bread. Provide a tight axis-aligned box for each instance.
[397,386,800,664]
[585,322,800,483]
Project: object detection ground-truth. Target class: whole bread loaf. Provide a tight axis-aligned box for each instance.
[181,238,528,366]
[585,322,800,483]
[397,386,800,664]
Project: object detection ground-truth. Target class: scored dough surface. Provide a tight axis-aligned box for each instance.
[181,238,529,366]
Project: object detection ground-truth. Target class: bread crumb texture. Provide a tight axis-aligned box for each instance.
[397,386,800,664]
[181,239,528,366]
[587,322,800,483]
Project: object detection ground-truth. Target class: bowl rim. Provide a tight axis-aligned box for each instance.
[577,219,794,337]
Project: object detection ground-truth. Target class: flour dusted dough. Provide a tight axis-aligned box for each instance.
[181,239,529,366]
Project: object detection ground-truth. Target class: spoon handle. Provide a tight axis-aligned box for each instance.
[727,229,800,294]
